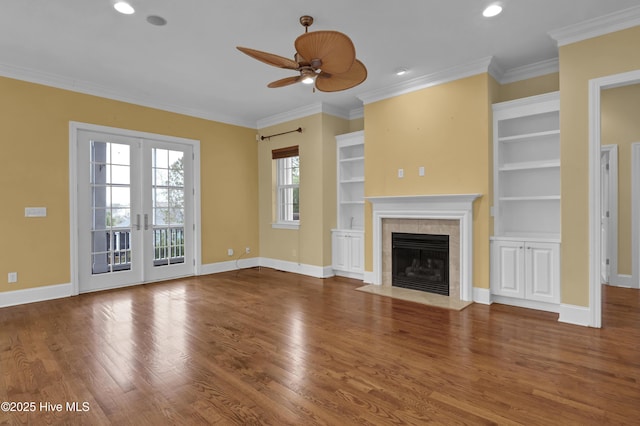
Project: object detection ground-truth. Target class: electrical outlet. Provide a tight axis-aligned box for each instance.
[8,272,17,283]
[398,168,404,178]
[245,247,251,254]
[227,248,234,256]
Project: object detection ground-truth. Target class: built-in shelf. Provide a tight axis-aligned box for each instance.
[499,160,560,171]
[491,91,561,310]
[334,130,365,280]
[498,129,560,143]
[340,156,365,163]
[340,178,365,184]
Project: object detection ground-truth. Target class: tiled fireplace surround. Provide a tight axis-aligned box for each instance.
[367,194,481,302]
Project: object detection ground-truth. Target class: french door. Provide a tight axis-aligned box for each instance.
[76,128,195,293]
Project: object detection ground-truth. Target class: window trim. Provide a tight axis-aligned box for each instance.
[272,146,299,228]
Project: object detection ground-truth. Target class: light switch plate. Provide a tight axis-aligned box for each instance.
[25,207,47,217]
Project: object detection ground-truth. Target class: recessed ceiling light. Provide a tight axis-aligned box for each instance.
[396,68,408,76]
[147,15,167,26]
[114,1,135,15]
[483,4,503,18]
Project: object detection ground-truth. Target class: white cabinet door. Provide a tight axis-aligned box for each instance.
[348,232,364,273]
[525,242,560,303]
[332,232,349,271]
[491,240,525,298]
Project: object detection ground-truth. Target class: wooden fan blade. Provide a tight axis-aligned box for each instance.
[236,46,299,70]
[294,31,355,75]
[268,76,302,88]
[315,59,367,92]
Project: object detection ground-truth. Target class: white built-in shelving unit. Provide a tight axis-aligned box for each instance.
[332,130,364,279]
[490,92,561,311]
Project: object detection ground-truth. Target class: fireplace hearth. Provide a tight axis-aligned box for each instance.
[392,233,449,296]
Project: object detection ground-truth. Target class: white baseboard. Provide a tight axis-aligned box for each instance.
[608,274,633,288]
[199,257,260,275]
[473,287,492,305]
[491,295,560,314]
[363,271,375,284]
[0,282,73,308]
[258,258,334,278]
[558,303,591,327]
[334,270,364,280]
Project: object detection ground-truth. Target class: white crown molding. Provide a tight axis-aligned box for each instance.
[349,107,364,120]
[500,58,559,84]
[256,102,351,129]
[0,62,257,129]
[549,5,640,47]
[357,57,494,105]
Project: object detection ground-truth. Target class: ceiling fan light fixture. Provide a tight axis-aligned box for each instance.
[483,3,503,18]
[301,69,316,84]
[114,1,135,15]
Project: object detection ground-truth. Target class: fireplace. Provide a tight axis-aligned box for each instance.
[367,194,481,302]
[392,233,449,295]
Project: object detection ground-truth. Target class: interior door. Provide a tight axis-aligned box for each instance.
[77,130,194,293]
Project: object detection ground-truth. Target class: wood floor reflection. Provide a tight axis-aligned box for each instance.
[1,268,639,424]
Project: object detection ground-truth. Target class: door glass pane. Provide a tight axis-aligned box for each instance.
[90,140,132,274]
[152,148,185,266]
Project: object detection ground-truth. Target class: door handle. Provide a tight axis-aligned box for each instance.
[144,213,149,230]
[135,214,141,231]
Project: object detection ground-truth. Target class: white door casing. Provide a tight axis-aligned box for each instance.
[70,122,201,295]
[589,69,640,327]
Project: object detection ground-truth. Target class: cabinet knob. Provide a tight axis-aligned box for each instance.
[519,246,523,249]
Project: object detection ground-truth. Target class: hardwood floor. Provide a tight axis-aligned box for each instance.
[1,268,639,425]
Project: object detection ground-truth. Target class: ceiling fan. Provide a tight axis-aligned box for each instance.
[236,15,367,92]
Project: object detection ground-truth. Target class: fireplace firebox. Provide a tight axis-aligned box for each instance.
[392,233,449,296]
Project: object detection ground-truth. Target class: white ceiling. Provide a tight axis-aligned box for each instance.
[1,1,639,128]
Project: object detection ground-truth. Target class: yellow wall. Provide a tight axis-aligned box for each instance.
[257,113,349,267]
[498,73,560,103]
[602,83,640,275]
[559,26,640,306]
[0,77,258,293]
[364,74,492,288]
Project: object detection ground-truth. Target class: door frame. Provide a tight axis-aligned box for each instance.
[600,145,622,286]
[69,121,202,295]
[632,142,640,290]
[588,69,640,327]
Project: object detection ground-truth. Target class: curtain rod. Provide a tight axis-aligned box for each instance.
[260,127,302,141]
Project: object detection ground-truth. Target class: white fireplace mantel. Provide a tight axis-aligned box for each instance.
[366,194,482,302]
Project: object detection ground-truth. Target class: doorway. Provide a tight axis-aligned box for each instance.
[70,123,201,294]
[589,69,640,327]
[600,145,619,286]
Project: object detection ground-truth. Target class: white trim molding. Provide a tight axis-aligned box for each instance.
[473,287,492,305]
[256,102,351,129]
[549,5,640,47]
[588,69,640,328]
[357,57,494,105]
[558,304,591,327]
[259,258,335,279]
[0,283,73,308]
[199,258,261,275]
[500,58,559,84]
[632,143,640,289]
[366,194,482,302]
[0,62,255,129]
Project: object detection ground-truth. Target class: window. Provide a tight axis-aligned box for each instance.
[273,146,299,226]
